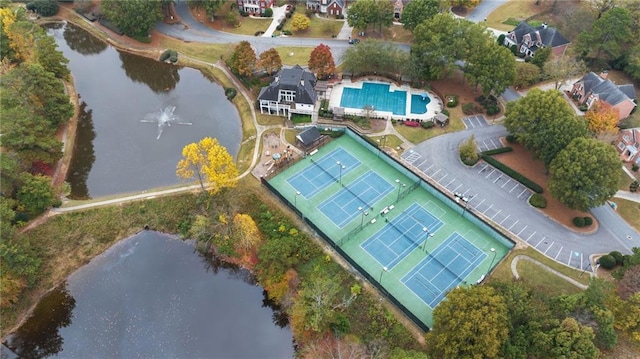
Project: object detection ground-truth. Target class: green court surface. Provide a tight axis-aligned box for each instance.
[267,130,513,328]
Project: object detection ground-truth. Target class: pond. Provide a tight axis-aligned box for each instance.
[46,23,242,199]
[4,231,294,358]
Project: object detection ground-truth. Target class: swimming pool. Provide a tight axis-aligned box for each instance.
[340,82,407,115]
[410,94,431,114]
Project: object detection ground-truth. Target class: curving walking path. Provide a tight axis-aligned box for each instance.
[510,255,588,290]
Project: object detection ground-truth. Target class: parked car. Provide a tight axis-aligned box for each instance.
[348,38,360,45]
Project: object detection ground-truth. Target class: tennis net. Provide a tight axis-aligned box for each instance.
[309,157,338,182]
[387,220,422,250]
[429,253,467,287]
[343,184,370,209]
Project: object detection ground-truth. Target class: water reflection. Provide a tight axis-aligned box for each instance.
[62,21,107,56]
[119,51,180,93]
[5,283,76,358]
[67,101,95,199]
[4,232,294,358]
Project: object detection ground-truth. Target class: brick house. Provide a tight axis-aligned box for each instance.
[258,65,317,119]
[615,128,640,166]
[237,0,275,15]
[502,22,570,57]
[570,72,637,121]
[306,0,345,16]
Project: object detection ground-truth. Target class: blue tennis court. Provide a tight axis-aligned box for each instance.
[318,171,393,228]
[340,82,407,115]
[401,233,487,308]
[287,147,361,198]
[361,203,444,269]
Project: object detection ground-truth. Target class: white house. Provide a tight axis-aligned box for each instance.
[258,65,317,118]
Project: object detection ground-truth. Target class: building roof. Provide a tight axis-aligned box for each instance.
[296,126,321,146]
[258,65,317,105]
[510,22,570,49]
[577,72,636,106]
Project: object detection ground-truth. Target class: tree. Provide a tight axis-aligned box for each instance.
[187,0,224,21]
[514,62,541,88]
[229,41,256,77]
[623,44,640,81]
[401,0,441,31]
[427,286,509,359]
[101,0,163,39]
[549,318,599,359]
[584,100,619,139]
[617,265,640,300]
[258,48,282,75]
[543,55,587,90]
[232,213,260,252]
[459,135,478,165]
[577,7,632,61]
[347,0,394,33]
[548,137,620,211]
[0,197,16,240]
[341,39,409,77]
[608,292,640,342]
[530,47,551,68]
[589,0,618,18]
[465,40,516,95]
[176,137,238,195]
[504,89,587,167]
[308,44,335,80]
[291,13,311,32]
[17,173,55,217]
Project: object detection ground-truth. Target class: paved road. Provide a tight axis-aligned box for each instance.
[401,124,640,271]
[466,0,510,23]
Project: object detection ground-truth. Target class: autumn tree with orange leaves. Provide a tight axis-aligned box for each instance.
[585,100,619,139]
[229,40,256,77]
[308,44,335,80]
[258,48,282,75]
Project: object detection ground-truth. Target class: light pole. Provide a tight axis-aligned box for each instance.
[379,266,388,282]
[422,227,434,251]
[488,248,497,274]
[396,179,405,202]
[377,135,387,157]
[294,191,301,207]
[358,206,369,228]
[337,161,346,184]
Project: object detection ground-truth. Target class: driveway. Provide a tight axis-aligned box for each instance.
[401,125,640,272]
[466,0,509,23]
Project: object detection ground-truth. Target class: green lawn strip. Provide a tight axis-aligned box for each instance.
[284,129,298,145]
[283,15,343,38]
[393,118,463,144]
[486,0,542,31]
[612,198,640,232]
[489,247,591,286]
[257,113,285,126]
[221,17,272,36]
[369,135,403,151]
[516,260,582,296]
[274,46,313,66]
[618,167,634,190]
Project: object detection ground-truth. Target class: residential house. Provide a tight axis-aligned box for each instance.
[258,65,318,118]
[237,0,275,15]
[615,127,640,166]
[393,0,410,19]
[503,22,570,57]
[571,72,637,121]
[306,0,345,16]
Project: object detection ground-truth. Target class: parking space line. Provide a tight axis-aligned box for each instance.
[509,183,519,193]
[535,236,546,246]
[478,164,488,173]
[494,175,503,183]
[452,183,463,192]
[424,164,434,172]
[554,247,563,260]
[518,189,528,198]
[508,220,519,230]
[567,251,574,266]
[491,209,501,219]
[499,214,510,224]
[439,173,448,182]
[475,198,485,208]
[485,169,495,178]
[501,179,511,188]
[526,231,536,241]
[517,225,528,236]
[485,204,493,213]
[445,178,456,187]
[490,139,498,148]
[432,168,441,177]
[581,253,584,269]
[543,242,555,254]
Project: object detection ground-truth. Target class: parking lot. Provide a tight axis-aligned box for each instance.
[462,115,489,129]
[476,137,504,152]
[401,149,592,271]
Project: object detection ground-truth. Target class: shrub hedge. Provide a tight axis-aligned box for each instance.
[481,147,513,156]
[225,87,237,100]
[505,134,516,143]
[573,217,585,227]
[159,50,171,62]
[599,254,616,269]
[529,193,547,208]
[420,121,435,129]
[446,95,458,108]
[630,180,639,192]
[479,154,544,193]
[583,216,593,226]
[609,251,624,265]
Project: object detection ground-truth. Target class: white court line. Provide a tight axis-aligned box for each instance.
[509,183,519,193]
[543,242,554,254]
[517,225,528,236]
[445,178,456,187]
[491,209,501,219]
[554,247,563,260]
[485,169,495,178]
[452,183,463,192]
[535,236,546,247]
[526,231,536,241]
[508,220,519,230]
[518,189,528,198]
[499,214,510,224]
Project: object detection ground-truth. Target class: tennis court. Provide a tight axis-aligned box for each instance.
[318,171,394,228]
[340,82,407,115]
[287,147,361,198]
[402,232,486,308]
[361,203,444,269]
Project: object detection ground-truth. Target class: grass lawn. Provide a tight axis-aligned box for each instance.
[516,260,583,296]
[369,135,404,151]
[489,247,591,287]
[257,113,285,126]
[157,35,234,62]
[214,17,272,36]
[619,167,635,190]
[393,109,465,145]
[283,14,344,38]
[275,46,313,66]
[284,128,298,145]
[486,0,553,31]
[612,198,640,232]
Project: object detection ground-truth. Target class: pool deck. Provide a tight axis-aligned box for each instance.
[327,79,443,122]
